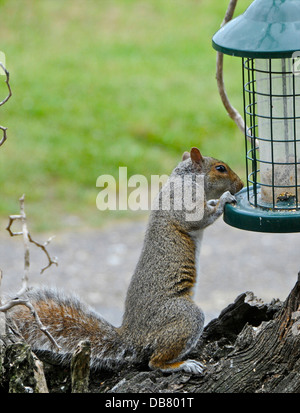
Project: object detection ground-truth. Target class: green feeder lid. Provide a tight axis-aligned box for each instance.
[212,0,300,58]
[224,187,300,233]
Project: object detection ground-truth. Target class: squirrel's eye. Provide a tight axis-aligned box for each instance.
[215,165,227,173]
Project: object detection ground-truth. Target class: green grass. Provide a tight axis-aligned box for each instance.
[0,0,252,231]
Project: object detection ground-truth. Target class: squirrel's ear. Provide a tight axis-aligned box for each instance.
[182,151,190,161]
[190,147,203,165]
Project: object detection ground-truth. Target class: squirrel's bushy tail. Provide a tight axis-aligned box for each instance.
[6,288,134,370]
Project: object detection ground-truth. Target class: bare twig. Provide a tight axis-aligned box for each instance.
[6,194,58,290]
[0,62,12,147]
[0,297,61,351]
[1,195,60,351]
[0,62,12,106]
[20,194,30,294]
[0,126,8,147]
[216,0,245,134]
[28,234,58,274]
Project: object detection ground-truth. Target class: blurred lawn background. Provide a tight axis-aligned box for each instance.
[0,0,252,232]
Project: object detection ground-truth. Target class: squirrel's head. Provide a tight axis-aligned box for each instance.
[180,147,243,199]
[153,147,243,230]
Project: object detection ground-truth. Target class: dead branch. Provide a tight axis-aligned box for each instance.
[1,195,60,351]
[71,340,91,393]
[0,62,12,106]
[216,0,245,134]
[0,126,8,147]
[6,195,58,286]
[0,297,60,351]
[27,234,58,274]
[0,62,12,147]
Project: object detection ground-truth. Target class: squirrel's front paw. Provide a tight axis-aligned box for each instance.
[220,191,236,205]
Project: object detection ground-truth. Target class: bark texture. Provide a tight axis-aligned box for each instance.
[1,274,300,393]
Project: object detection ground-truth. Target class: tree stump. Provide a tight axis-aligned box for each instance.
[1,274,300,393]
[3,343,48,393]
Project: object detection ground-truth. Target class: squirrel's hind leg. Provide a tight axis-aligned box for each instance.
[148,311,205,375]
[149,352,205,375]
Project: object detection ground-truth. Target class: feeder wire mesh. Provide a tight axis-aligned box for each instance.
[243,57,300,211]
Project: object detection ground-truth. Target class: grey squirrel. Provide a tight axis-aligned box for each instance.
[7,147,243,375]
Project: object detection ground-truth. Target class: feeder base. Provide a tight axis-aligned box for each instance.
[224,187,300,233]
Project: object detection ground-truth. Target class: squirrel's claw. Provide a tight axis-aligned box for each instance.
[181,359,206,375]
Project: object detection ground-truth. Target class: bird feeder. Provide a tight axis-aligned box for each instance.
[212,0,300,232]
